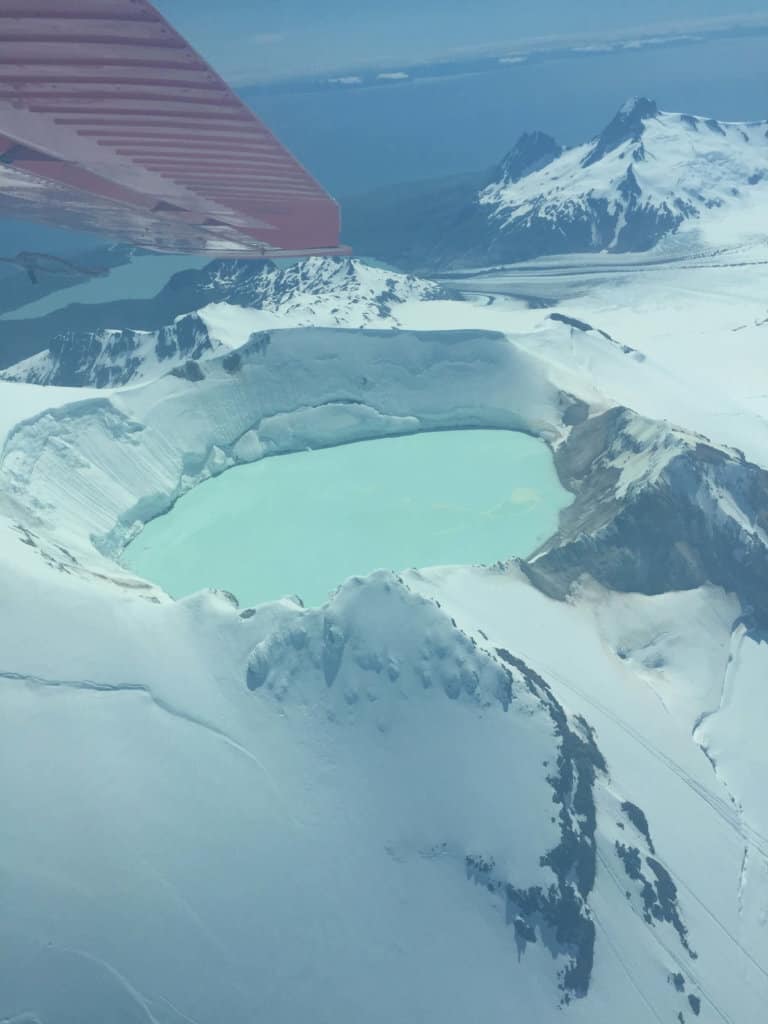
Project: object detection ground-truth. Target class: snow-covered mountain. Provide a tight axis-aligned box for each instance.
[1,314,215,389]
[345,99,768,269]
[1,295,767,1020]
[0,257,457,387]
[477,98,768,260]
[190,254,453,314]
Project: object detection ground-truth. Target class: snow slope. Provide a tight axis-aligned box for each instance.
[437,244,768,468]
[4,542,749,1023]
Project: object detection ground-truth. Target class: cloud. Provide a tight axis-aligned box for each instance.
[327,76,364,86]
[568,44,614,54]
[428,11,768,64]
[233,11,768,89]
[616,33,702,50]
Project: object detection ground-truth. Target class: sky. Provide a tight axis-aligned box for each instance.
[152,1,767,83]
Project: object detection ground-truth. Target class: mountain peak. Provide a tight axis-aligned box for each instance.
[497,130,562,184]
[582,97,659,167]
[470,99,768,266]
[619,96,659,119]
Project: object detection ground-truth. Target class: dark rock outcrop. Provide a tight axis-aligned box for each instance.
[524,408,768,629]
[496,131,563,183]
[1,313,213,387]
[581,97,659,167]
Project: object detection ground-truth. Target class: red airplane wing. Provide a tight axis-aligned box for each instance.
[0,0,348,258]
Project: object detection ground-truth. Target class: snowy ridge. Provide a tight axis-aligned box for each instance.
[0,326,563,563]
[480,98,768,256]
[246,573,700,1006]
[194,254,455,316]
[525,407,768,630]
[1,313,215,389]
[0,257,458,387]
[4,324,768,634]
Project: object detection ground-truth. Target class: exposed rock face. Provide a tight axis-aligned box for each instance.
[496,131,563,183]
[0,314,214,388]
[524,408,768,628]
[489,648,607,1001]
[581,97,659,168]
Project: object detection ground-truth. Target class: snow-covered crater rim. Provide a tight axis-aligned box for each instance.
[0,326,575,583]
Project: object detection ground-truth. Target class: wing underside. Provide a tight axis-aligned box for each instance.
[0,0,348,258]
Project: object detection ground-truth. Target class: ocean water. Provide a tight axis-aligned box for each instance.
[124,429,571,608]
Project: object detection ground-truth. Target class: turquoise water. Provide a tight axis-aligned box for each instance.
[1,253,209,321]
[123,430,570,608]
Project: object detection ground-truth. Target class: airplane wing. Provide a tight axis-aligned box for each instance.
[0,0,348,258]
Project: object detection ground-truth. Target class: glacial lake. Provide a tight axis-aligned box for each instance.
[123,430,571,608]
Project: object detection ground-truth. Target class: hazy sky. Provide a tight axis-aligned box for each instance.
[153,1,768,82]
